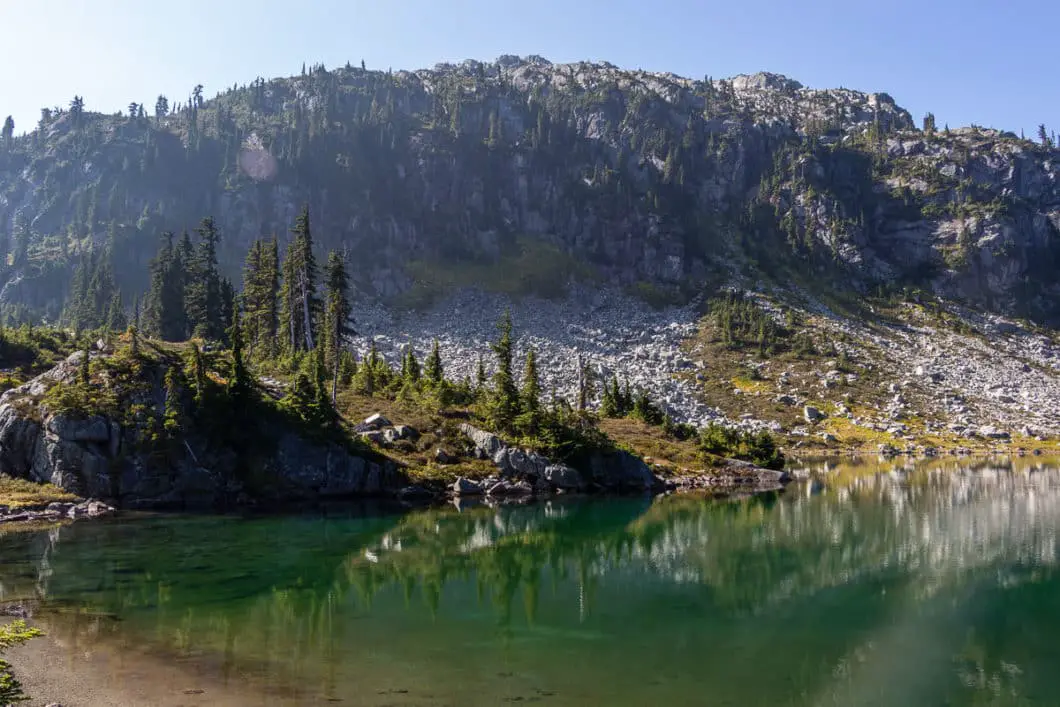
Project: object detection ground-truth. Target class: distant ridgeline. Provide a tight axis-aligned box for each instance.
[0,56,1059,325]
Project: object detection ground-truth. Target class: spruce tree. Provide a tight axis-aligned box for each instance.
[185,217,223,340]
[145,231,187,341]
[425,339,443,384]
[322,250,352,372]
[188,342,207,406]
[577,355,595,411]
[227,310,252,402]
[79,345,91,385]
[488,311,519,431]
[242,238,280,359]
[475,354,487,393]
[163,365,185,436]
[404,347,421,383]
[279,205,320,353]
[519,348,541,435]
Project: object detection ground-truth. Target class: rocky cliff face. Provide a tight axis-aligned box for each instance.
[0,351,405,508]
[0,57,1057,321]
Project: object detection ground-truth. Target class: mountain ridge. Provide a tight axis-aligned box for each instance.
[2,54,1056,325]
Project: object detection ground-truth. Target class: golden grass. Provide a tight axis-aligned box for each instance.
[0,477,81,510]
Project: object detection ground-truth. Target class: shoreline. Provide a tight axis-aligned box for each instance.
[5,620,260,707]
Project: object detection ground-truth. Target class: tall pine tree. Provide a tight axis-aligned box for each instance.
[145,231,187,341]
[279,205,320,353]
[184,217,224,340]
[241,238,280,359]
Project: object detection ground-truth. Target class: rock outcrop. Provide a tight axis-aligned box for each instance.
[460,423,660,492]
[0,353,405,509]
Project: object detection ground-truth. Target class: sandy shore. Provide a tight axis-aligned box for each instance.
[5,621,319,707]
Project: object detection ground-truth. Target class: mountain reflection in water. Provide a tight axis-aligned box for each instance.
[1,457,1058,706]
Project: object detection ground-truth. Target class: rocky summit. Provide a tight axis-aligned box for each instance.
[0,55,1059,453]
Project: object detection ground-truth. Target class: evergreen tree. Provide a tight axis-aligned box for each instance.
[163,364,185,436]
[106,291,126,332]
[1039,124,1050,146]
[632,389,664,425]
[518,348,541,435]
[488,311,519,431]
[79,345,91,384]
[475,354,487,392]
[577,355,595,411]
[278,205,320,353]
[338,349,357,386]
[425,339,443,384]
[322,250,352,371]
[403,346,421,383]
[155,95,169,121]
[227,309,252,404]
[184,217,224,340]
[187,342,207,406]
[145,232,187,341]
[1,116,13,147]
[241,238,280,358]
[922,112,936,135]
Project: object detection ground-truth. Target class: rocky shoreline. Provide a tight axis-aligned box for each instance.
[0,499,115,525]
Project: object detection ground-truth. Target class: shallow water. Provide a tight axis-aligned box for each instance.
[3,458,1060,705]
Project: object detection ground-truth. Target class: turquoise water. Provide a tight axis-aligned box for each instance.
[2,460,1060,705]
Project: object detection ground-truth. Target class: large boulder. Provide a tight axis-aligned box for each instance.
[804,406,826,423]
[460,423,505,458]
[543,464,584,490]
[493,447,549,479]
[453,477,484,496]
[588,450,659,491]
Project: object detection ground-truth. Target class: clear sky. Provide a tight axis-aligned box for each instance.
[1,0,1055,138]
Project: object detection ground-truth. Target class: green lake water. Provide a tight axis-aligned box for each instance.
[2,458,1060,705]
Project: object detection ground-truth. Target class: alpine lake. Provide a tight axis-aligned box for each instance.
[2,456,1060,706]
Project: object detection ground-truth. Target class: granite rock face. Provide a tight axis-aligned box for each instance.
[0,353,404,509]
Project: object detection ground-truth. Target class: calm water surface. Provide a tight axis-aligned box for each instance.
[2,457,1060,706]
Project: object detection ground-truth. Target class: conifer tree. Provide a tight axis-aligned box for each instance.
[184,217,224,340]
[145,231,187,341]
[242,238,280,358]
[338,349,357,386]
[106,291,126,332]
[475,354,487,393]
[188,342,207,406]
[403,346,421,383]
[519,348,541,435]
[488,311,519,431]
[163,365,185,436]
[79,345,91,384]
[279,205,320,353]
[322,250,352,372]
[425,339,444,384]
[577,355,595,411]
[227,310,252,403]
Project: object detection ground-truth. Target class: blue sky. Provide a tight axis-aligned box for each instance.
[1,0,1055,138]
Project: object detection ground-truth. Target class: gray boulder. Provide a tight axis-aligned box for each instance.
[588,450,659,491]
[543,464,584,490]
[460,423,505,457]
[363,413,392,430]
[804,406,826,423]
[453,477,484,496]
[493,447,549,479]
